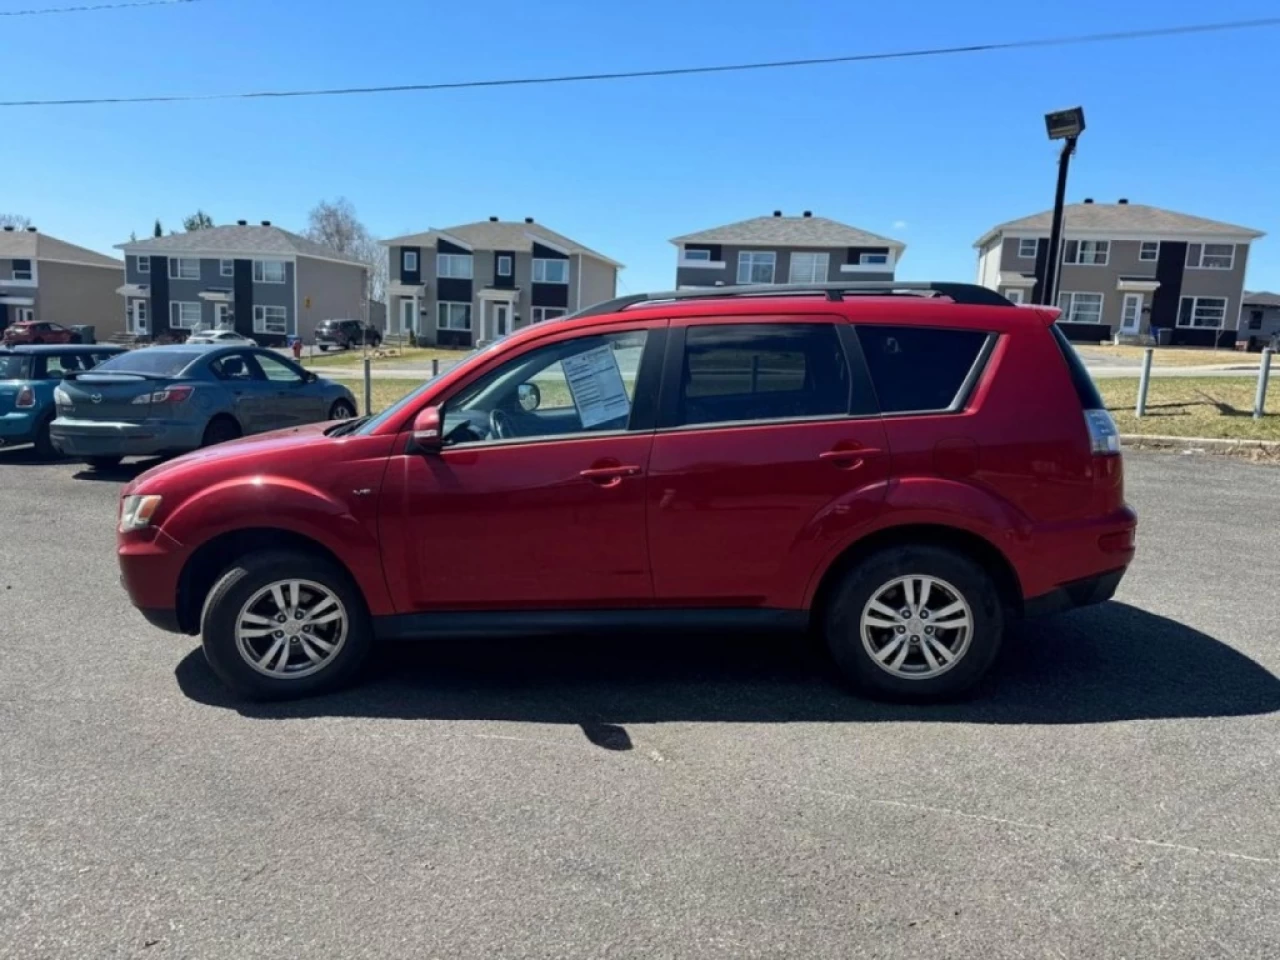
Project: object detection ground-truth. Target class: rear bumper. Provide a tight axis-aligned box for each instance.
[50,418,204,457]
[1023,567,1127,618]
[0,410,39,445]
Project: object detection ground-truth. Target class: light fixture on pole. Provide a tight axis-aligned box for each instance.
[1039,106,1085,307]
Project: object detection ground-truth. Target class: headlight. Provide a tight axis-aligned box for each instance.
[54,386,71,405]
[119,494,163,532]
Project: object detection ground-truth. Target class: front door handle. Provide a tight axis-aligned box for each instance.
[819,447,880,469]
[580,465,642,486]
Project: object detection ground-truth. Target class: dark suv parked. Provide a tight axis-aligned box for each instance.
[315,319,381,351]
[117,281,1135,702]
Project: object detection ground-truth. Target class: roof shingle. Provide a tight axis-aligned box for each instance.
[382,220,623,268]
[670,215,904,249]
[1243,291,1280,308]
[976,203,1264,247]
[0,229,121,269]
[117,224,366,266]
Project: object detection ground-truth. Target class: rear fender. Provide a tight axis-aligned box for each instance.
[159,474,393,613]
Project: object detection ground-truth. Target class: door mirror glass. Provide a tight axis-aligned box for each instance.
[517,382,541,412]
[411,406,443,452]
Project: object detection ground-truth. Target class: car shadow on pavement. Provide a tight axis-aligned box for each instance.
[175,602,1280,734]
[70,458,166,482]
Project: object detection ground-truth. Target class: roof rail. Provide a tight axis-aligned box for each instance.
[565,281,1013,320]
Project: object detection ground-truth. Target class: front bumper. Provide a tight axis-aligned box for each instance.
[0,410,38,445]
[50,418,205,458]
[119,528,191,635]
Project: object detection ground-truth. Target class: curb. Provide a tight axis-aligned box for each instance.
[1121,433,1280,452]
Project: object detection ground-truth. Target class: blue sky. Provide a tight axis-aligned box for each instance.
[3,0,1278,294]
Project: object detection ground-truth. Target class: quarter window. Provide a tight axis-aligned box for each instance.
[674,323,853,427]
[253,304,288,334]
[788,252,830,284]
[169,258,200,280]
[253,260,287,283]
[1018,238,1039,259]
[438,302,472,331]
[532,258,568,283]
[857,326,989,414]
[1178,296,1228,329]
[170,301,202,328]
[1057,291,1104,325]
[437,253,474,279]
[736,251,776,285]
[1139,241,1160,262]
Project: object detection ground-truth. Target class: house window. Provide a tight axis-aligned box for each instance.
[1018,238,1039,259]
[1057,292,1104,324]
[253,304,289,334]
[437,302,472,330]
[788,252,830,284]
[14,307,35,323]
[1005,289,1025,304]
[683,248,711,261]
[1248,309,1264,331]
[532,258,568,283]
[220,259,234,277]
[859,252,889,265]
[11,259,33,281]
[1139,241,1160,262]
[1177,296,1228,329]
[403,250,419,273]
[1063,240,1109,265]
[169,258,200,280]
[736,251,776,284]
[497,255,512,277]
[170,301,202,328]
[437,253,474,279]
[136,256,150,274]
[253,260,287,283]
[531,306,566,324]
[1188,243,1235,270]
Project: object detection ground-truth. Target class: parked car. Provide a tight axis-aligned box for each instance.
[186,329,258,346]
[315,319,381,351]
[2,321,80,346]
[116,281,1136,702]
[51,344,358,470]
[0,345,124,457]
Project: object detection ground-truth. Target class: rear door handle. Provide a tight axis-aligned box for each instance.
[580,465,642,485]
[819,447,880,469]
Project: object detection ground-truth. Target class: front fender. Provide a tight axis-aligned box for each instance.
[159,474,393,613]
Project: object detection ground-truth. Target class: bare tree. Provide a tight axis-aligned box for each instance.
[303,197,387,307]
[182,209,214,231]
[0,213,32,229]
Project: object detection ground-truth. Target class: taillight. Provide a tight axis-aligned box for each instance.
[1084,409,1121,455]
[132,386,194,405]
[15,386,35,408]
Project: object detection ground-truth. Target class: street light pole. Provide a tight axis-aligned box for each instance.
[1040,136,1077,307]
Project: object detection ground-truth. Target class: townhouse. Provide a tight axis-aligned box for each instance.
[0,225,122,337]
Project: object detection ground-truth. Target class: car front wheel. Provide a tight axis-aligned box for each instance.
[200,550,372,700]
[823,545,1004,701]
[329,399,357,419]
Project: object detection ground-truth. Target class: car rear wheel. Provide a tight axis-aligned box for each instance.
[823,545,1003,701]
[200,549,372,700]
[84,455,122,470]
[328,399,357,420]
[201,416,240,447]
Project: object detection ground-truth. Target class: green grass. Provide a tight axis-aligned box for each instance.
[1077,344,1258,368]
[303,346,468,369]
[1099,377,1280,441]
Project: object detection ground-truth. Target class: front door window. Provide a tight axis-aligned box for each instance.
[131,300,148,333]
[213,303,233,329]
[494,303,510,338]
[1121,293,1142,334]
[400,299,415,333]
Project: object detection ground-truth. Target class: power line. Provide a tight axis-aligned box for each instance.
[3,16,1278,107]
[0,0,200,16]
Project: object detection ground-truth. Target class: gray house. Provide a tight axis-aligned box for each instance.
[116,222,368,346]
[670,212,906,290]
[0,225,122,337]
[383,218,622,347]
[1239,291,1280,343]
[975,200,1265,346]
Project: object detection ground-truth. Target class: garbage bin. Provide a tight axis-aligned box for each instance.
[70,324,95,344]
[1156,328,1172,346]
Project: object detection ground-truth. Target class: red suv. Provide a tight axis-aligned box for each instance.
[2,321,77,345]
[117,282,1136,701]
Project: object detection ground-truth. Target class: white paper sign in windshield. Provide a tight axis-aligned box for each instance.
[561,344,631,429]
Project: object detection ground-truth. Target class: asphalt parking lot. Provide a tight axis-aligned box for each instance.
[1,449,1277,959]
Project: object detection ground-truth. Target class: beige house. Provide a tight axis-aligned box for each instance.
[0,226,123,339]
[383,218,622,348]
[975,200,1264,346]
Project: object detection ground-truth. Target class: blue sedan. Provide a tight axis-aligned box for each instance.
[50,344,358,469]
[0,344,125,458]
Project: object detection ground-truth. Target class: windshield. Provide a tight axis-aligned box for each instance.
[0,355,31,379]
[93,350,202,378]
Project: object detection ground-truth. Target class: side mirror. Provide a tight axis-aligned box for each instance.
[410,406,444,453]
[517,382,541,412]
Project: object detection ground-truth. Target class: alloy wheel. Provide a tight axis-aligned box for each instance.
[859,575,973,680]
[235,579,348,680]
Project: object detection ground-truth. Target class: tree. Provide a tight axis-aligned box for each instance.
[182,209,214,231]
[0,213,32,229]
[303,197,387,308]
[153,219,163,238]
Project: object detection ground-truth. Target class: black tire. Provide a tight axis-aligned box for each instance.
[370,336,381,349]
[84,455,122,470]
[32,412,59,460]
[823,545,1004,701]
[199,549,372,700]
[328,399,357,420]
[201,416,241,448]
[318,345,329,353]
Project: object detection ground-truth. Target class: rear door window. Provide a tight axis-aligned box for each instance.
[671,323,855,427]
[856,326,990,414]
